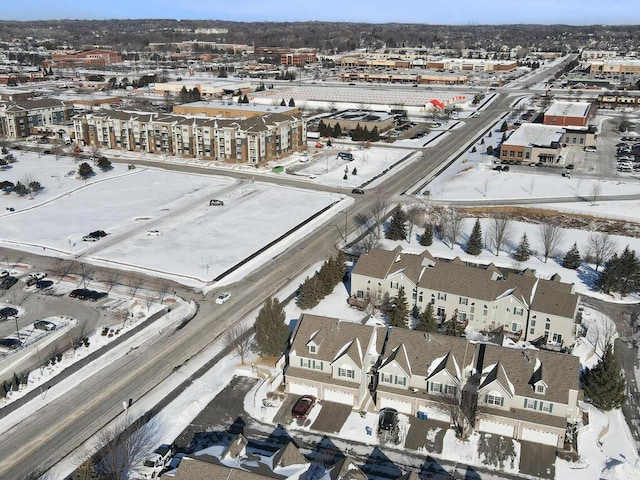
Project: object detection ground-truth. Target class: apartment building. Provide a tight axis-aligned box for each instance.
[0,98,73,138]
[73,109,306,164]
[350,247,580,348]
[285,314,582,448]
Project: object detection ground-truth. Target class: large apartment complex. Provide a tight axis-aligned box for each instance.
[73,109,306,164]
[0,98,73,138]
[286,314,582,448]
[350,247,580,348]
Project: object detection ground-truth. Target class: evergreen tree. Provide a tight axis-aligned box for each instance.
[513,232,531,261]
[318,120,328,137]
[500,121,508,132]
[386,204,408,241]
[416,303,438,332]
[280,99,287,106]
[238,94,243,104]
[388,287,409,328]
[595,253,619,294]
[242,94,249,103]
[254,297,289,356]
[13,181,28,196]
[443,310,463,336]
[78,162,94,179]
[471,146,477,153]
[333,123,342,138]
[0,382,5,398]
[12,372,19,391]
[296,276,321,309]
[583,344,627,411]
[486,145,494,155]
[562,242,581,269]
[288,97,295,107]
[617,246,640,296]
[370,126,380,142]
[352,167,357,175]
[488,131,492,137]
[351,124,363,141]
[465,218,483,255]
[419,224,433,246]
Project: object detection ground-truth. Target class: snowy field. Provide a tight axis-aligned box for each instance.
[0,152,339,287]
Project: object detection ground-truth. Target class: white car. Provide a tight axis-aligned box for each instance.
[82,235,99,242]
[0,270,9,278]
[146,229,161,236]
[21,272,47,283]
[215,292,231,304]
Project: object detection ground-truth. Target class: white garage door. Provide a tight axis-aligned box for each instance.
[478,419,515,437]
[288,382,318,397]
[323,389,354,405]
[521,427,559,447]
[379,397,412,414]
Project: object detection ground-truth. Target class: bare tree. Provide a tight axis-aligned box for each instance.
[357,232,380,254]
[370,196,388,240]
[441,387,476,440]
[128,276,144,298]
[585,232,617,272]
[79,264,95,288]
[101,270,121,294]
[589,183,602,205]
[91,418,159,480]
[537,223,564,263]
[406,205,425,243]
[438,207,465,249]
[488,215,513,256]
[155,279,171,304]
[89,144,100,162]
[225,325,253,364]
[52,259,79,283]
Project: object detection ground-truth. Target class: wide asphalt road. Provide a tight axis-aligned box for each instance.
[0,92,521,478]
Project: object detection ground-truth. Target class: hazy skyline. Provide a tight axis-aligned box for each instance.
[3,0,640,25]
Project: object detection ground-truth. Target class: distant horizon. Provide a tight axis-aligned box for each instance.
[3,0,639,26]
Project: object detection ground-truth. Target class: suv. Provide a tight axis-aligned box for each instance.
[0,276,18,290]
[351,188,365,195]
[209,199,224,206]
[378,408,398,431]
[34,320,56,331]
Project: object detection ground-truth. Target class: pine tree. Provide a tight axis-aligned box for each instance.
[583,344,627,410]
[255,297,289,356]
[617,246,640,296]
[296,276,321,309]
[288,98,295,107]
[388,287,409,328]
[12,372,19,391]
[513,232,531,261]
[386,205,408,241]
[486,145,494,155]
[500,121,508,132]
[562,242,581,269]
[280,99,286,106]
[318,120,328,137]
[595,253,619,294]
[443,310,463,336]
[370,126,380,142]
[416,303,438,332]
[466,219,483,255]
[0,382,5,398]
[333,123,342,138]
[419,224,433,246]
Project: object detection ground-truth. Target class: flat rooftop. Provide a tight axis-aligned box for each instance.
[545,101,591,118]
[325,109,394,122]
[176,101,297,114]
[504,124,565,147]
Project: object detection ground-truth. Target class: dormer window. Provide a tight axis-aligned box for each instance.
[536,384,546,395]
[309,345,316,354]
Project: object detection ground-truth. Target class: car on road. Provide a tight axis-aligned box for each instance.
[565,164,574,170]
[82,235,99,242]
[34,320,56,331]
[292,395,316,419]
[0,338,22,350]
[378,407,398,431]
[351,188,365,195]
[215,292,231,304]
[146,229,161,236]
[6,207,15,212]
[0,307,18,318]
[209,199,224,206]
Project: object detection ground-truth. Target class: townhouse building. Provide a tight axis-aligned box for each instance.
[73,109,306,164]
[285,314,582,448]
[349,247,580,348]
[0,98,73,138]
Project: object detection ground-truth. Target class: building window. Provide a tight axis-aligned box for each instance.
[511,322,522,332]
[509,150,515,157]
[429,382,442,393]
[517,151,523,158]
[524,398,537,410]
[539,401,553,413]
[445,385,457,396]
[483,306,488,317]
[395,375,407,386]
[309,345,316,354]
[459,297,468,305]
[525,152,530,159]
[485,394,504,406]
[536,385,545,394]
[545,320,551,330]
[458,311,467,322]
[300,358,311,368]
[381,373,393,384]
[437,292,447,301]
[390,281,399,289]
[338,368,355,379]
[313,360,323,370]
[513,307,524,316]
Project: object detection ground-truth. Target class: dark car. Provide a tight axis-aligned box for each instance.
[351,188,365,195]
[34,320,56,331]
[292,395,316,419]
[69,288,91,298]
[501,165,510,172]
[0,307,18,318]
[493,165,502,171]
[36,279,53,290]
[0,276,18,290]
[88,291,108,301]
[77,289,96,300]
[565,164,574,170]
[89,230,108,238]
[378,408,398,431]
[0,338,22,350]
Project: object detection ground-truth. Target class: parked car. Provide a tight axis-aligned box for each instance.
[82,235,99,242]
[493,165,502,171]
[0,338,22,350]
[69,288,91,298]
[22,272,47,283]
[351,188,365,195]
[146,229,161,236]
[0,276,18,290]
[0,270,9,278]
[34,320,56,331]
[501,166,510,172]
[36,279,53,289]
[209,199,224,206]
[337,152,354,160]
[89,230,108,238]
[565,164,574,170]
[0,307,18,318]
[584,146,597,152]
[88,291,108,301]
[378,408,398,431]
[292,395,316,419]
[215,292,231,304]
[25,277,38,287]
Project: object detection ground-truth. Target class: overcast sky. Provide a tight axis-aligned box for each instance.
[4,0,638,24]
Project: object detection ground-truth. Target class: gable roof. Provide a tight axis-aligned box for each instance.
[325,456,367,480]
[270,442,308,470]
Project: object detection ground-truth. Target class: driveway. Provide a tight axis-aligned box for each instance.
[310,401,352,433]
[404,417,449,453]
[518,440,556,479]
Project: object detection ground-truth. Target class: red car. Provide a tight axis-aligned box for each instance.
[292,395,316,419]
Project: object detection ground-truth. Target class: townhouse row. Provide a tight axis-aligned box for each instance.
[350,247,580,348]
[285,314,582,449]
